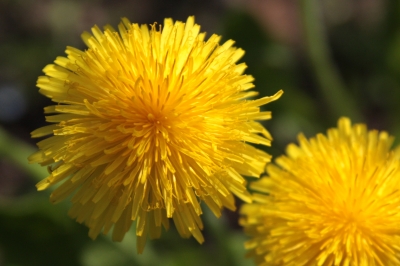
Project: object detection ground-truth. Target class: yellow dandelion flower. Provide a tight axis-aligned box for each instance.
[240,117,400,265]
[29,16,282,253]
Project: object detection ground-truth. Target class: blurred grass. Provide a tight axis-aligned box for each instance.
[301,0,363,122]
[0,126,47,182]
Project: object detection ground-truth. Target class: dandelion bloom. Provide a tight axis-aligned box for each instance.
[240,117,400,265]
[29,16,282,253]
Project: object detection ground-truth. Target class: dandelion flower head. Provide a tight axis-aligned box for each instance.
[240,117,400,265]
[29,16,282,253]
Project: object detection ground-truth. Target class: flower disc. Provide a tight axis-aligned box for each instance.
[29,16,282,253]
[240,117,400,265]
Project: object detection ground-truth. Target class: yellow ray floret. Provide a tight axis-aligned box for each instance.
[240,117,400,265]
[29,16,282,253]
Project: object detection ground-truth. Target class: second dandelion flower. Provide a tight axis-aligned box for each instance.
[240,117,400,265]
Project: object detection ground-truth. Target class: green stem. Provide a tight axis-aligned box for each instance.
[203,207,250,266]
[103,230,161,266]
[0,126,47,182]
[300,0,363,122]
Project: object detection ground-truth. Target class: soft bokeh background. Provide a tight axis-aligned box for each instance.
[1,0,400,265]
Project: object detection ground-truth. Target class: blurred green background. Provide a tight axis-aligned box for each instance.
[1,0,400,265]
